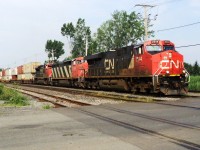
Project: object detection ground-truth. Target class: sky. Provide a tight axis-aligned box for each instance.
[0,0,200,68]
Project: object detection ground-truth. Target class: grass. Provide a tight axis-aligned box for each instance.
[0,84,29,106]
[189,76,200,91]
[42,105,51,109]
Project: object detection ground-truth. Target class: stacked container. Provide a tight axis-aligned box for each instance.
[17,62,41,80]
[23,62,41,73]
[4,68,12,81]
[0,71,2,81]
[11,67,18,80]
[17,65,23,74]
[2,70,6,77]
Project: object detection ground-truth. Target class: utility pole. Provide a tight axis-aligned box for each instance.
[85,35,88,56]
[135,4,155,41]
[51,49,55,62]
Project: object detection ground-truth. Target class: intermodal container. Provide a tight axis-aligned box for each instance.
[0,72,1,81]
[2,70,6,76]
[17,74,24,80]
[24,73,34,80]
[17,73,34,80]
[12,75,17,80]
[23,62,41,74]
[3,75,12,81]
[11,67,18,75]
[1,76,5,81]
[17,65,23,74]
[5,68,12,76]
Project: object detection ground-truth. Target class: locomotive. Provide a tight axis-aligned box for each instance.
[34,40,189,95]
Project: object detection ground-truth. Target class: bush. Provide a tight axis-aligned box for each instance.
[0,84,29,106]
[43,105,51,109]
[189,76,200,91]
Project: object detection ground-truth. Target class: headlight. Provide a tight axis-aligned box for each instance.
[183,70,186,74]
[166,70,169,74]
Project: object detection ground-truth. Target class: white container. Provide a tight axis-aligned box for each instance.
[2,75,12,81]
[11,67,18,75]
[1,76,5,81]
[23,62,41,74]
[17,74,25,80]
[5,68,12,76]
[17,73,34,80]
[6,75,12,81]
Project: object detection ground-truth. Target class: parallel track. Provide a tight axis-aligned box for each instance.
[15,84,200,110]
[75,108,200,150]
[16,88,91,107]
[8,84,200,149]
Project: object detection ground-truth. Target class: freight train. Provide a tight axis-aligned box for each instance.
[0,40,190,95]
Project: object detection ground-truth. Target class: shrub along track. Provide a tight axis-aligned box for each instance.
[5,83,200,149]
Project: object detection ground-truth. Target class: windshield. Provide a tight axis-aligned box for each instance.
[163,45,174,51]
[146,45,162,51]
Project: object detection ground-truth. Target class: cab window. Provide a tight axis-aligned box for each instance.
[163,45,174,51]
[136,47,143,55]
[146,45,162,51]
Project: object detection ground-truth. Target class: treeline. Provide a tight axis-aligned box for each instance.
[184,61,200,76]
[45,10,154,62]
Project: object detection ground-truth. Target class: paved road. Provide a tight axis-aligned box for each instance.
[0,96,200,150]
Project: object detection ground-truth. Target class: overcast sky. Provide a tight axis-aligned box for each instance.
[0,0,199,68]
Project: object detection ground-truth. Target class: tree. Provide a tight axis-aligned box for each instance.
[61,18,93,58]
[45,40,65,62]
[184,62,193,74]
[193,61,200,76]
[94,10,147,51]
[184,61,200,76]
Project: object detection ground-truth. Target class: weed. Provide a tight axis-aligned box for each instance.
[189,76,200,91]
[42,105,51,109]
[0,84,29,106]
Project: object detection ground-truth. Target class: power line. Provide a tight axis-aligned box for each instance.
[157,21,200,32]
[155,0,184,6]
[176,43,200,48]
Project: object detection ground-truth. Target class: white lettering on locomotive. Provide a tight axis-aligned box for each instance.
[104,59,115,70]
[160,60,180,69]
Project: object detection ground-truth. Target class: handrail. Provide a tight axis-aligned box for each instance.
[184,68,190,83]
[152,67,163,87]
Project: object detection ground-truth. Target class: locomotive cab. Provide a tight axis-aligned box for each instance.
[142,40,190,95]
[72,57,88,84]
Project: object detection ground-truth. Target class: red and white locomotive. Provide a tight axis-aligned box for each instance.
[34,40,189,95]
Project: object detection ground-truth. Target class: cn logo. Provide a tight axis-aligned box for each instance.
[160,60,179,69]
[104,59,115,70]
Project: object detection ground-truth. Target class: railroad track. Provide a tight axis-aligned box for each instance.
[12,85,200,131]
[16,88,91,107]
[75,107,200,150]
[7,84,200,149]
[100,105,200,131]
[9,83,200,110]
[9,83,191,102]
